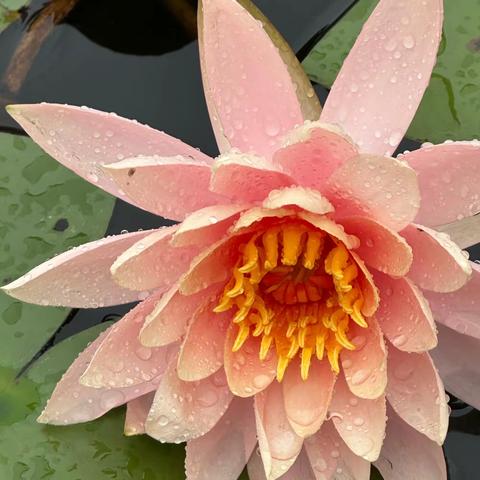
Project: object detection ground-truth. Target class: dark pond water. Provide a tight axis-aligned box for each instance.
[0,0,478,478]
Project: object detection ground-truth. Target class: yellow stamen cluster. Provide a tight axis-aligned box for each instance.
[214,221,368,381]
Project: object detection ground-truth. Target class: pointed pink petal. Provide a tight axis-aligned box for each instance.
[326,154,420,231]
[37,327,167,425]
[375,406,447,480]
[254,382,303,480]
[273,122,358,190]
[341,216,412,276]
[341,317,387,399]
[349,251,379,317]
[283,359,336,438]
[145,364,233,442]
[80,291,176,388]
[7,103,212,203]
[320,0,443,156]
[103,156,225,220]
[304,420,371,480]
[177,297,230,381]
[430,324,480,411]
[373,271,437,352]
[198,0,307,159]
[2,230,154,308]
[224,323,276,397]
[423,261,480,340]
[210,153,294,202]
[387,347,449,444]
[124,392,155,436]
[171,204,248,247]
[185,398,257,480]
[329,374,386,462]
[263,186,334,216]
[401,224,472,292]
[233,207,297,233]
[111,226,198,291]
[403,141,480,227]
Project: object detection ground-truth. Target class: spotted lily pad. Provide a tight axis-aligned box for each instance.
[302,0,480,143]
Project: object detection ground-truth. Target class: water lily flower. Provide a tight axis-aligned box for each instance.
[3,0,480,478]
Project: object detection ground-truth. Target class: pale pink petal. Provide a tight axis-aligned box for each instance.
[80,291,176,388]
[210,153,294,202]
[283,359,336,438]
[341,317,387,399]
[177,298,231,381]
[254,381,303,480]
[373,271,437,352]
[171,204,248,247]
[198,0,307,158]
[321,0,443,156]
[111,226,198,291]
[401,224,472,292]
[124,392,155,436]
[326,154,420,231]
[37,327,166,425]
[329,374,386,462]
[7,103,212,203]
[304,420,371,480]
[145,364,233,442]
[224,323,276,397]
[2,230,153,308]
[273,122,358,189]
[263,186,334,216]
[341,216,412,277]
[423,261,480,340]
[402,141,480,227]
[375,406,447,480]
[430,324,480,411]
[349,251,379,317]
[232,207,296,233]
[103,156,226,220]
[437,214,480,250]
[185,398,257,480]
[247,449,315,480]
[387,347,449,444]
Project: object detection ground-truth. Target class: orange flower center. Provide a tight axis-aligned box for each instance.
[214,220,369,381]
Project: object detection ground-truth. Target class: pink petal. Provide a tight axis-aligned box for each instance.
[375,406,447,480]
[326,154,420,231]
[124,392,155,436]
[387,347,449,444]
[329,374,386,462]
[263,186,334,216]
[341,216,412,276]
[145,364,233,442]
[423,261,480,340]
[185,398,257,480]
[2,230,153,308]
[7,103,212,203]
[103,156,225,220]
[403,141,480,227]
[177,297,231,381]
[198,0,308,159]
[80,291,176,388]
[111,226,198,291]
[401,224,472,292]
[283,359,336,438]
[349,251,379,317]
[171,204,248,247]
[273,122,358,190]
[210,153,294,202]
[38,327,166,425]
[233,207,296,233]
[254,381,303,479]
[341,317,387,399]
[373,271,437,352]
[320,0,443,156]
[224,323,276,397]
[430,324,480,411]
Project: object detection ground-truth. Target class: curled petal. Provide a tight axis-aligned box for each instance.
[233,207,296,233]
[124,392,155,436]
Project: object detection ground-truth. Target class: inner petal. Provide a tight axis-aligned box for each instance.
[214,219,371,381]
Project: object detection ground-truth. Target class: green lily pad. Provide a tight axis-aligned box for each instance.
[302,0,480,143]
[0,1,29,34]
[0,132,115,370]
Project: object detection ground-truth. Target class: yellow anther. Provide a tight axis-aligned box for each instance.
[339,288,360,314]
[287,337,300,359]
[239,236,259,273]
[335,317,356,350]
[262,227,280,270]
[282,224,306,266]
[343,262,359,284]
[226,268,245,297]
[259,334,273,360]
[301,347,313,380]
[351,298,368,328]
[286,322,297,338]
[325,244,349,280]
[303,231,324,269]
[315,333,325,360]
[213,294,233,313]
[243,280,256,307]
[326,337,341,374]
[232,323,250,351]
[276,355,289,382]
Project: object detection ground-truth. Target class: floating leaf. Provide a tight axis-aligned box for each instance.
[0,0,29,34]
